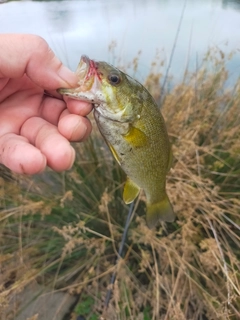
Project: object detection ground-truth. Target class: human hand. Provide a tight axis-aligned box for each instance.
[0,34,92,175]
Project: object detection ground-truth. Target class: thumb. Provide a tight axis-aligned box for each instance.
[0,34,78,90]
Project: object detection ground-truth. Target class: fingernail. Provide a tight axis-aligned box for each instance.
[58,65,78,87]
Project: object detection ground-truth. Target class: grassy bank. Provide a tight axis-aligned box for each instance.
[0,49,240,320]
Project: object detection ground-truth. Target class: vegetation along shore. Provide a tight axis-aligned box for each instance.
[0,48,239,320]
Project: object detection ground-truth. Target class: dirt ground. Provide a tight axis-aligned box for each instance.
[3,283,76,320]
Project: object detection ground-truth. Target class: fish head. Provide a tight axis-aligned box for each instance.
[58,55,147,122]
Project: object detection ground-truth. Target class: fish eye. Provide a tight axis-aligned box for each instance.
[108,73,121,86]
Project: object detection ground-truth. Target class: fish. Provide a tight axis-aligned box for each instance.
[58,55,175,228]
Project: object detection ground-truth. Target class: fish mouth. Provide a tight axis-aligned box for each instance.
[75,55,102,91]
[57,55,101,99]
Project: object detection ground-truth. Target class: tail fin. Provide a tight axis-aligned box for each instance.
[146,194,175,229]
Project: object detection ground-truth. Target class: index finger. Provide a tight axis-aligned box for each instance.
[0,33,78,90]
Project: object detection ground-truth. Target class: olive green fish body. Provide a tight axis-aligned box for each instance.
[58,56,175,228]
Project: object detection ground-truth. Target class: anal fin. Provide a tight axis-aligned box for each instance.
[123,177,140,204]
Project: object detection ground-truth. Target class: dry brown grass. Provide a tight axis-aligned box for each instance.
[0,48,240,320]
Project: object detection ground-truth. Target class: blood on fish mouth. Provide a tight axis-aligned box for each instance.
[80,55,102,81]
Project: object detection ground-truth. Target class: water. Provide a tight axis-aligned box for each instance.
[1,0,240,84]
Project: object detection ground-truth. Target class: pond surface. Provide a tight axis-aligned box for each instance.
[1,0,240,84]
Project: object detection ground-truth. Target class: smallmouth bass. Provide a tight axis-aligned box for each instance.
[58,55,175,228]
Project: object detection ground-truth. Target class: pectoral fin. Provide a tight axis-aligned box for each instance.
[146,194,175,229]
[123,177,140,204]
[123,125,147,148]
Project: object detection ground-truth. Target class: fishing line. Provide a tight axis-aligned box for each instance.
[160,0,187,106]
[76,203,134,320]
[103,201,135,311]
